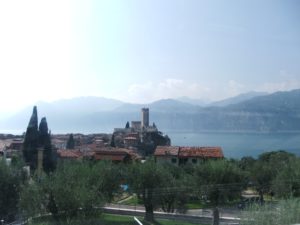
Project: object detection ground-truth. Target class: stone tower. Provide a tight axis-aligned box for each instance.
[141,108,149,128]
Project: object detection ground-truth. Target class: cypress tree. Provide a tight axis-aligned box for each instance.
[110,134,116,147]
[23,106,39,170]
[23,107,56,173]
[66,134,75,149]
[39,117,56,173]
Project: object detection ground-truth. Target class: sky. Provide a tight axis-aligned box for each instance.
[0,0,300,115]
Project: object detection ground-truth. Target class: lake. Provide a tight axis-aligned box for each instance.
[166,131,300,159]
[1,129,300,159]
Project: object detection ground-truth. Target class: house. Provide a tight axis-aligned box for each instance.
[92,150,130,163]
[154,146,180,164]
[8,139,23,150]
[178,146,224,164]
[57,149,83,160]
[154,146,224,165]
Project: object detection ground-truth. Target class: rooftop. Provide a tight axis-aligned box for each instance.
[154,146,180,156]
[154,146,224,158]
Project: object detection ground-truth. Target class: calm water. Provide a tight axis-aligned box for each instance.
[1,129,300,159]
[167,131,300,159]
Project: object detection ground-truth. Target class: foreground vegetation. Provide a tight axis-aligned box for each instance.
[240,198,300,225]
[29,213,202,225]
[1,150,300,224]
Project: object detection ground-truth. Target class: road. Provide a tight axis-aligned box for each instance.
[105,203,241,224]
[8,204,241,225]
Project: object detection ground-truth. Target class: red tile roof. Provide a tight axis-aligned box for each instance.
[179,147,224,158]
[57,150,82,159]
[154,146,180,156]
[93,149,129,162]
[154,146,224,158]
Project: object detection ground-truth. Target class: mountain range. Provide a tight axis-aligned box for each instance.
[1,90,300,134]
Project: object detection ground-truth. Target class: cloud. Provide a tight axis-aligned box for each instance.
[119,79,213,103]
[225,80,246,96]
[257,79,300,93]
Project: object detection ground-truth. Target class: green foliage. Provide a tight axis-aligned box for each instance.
[19,180,46,218]
[250,151,296,199]
[20,161,123,223]
[194,159,246,205]
[23,107,56,173]
[91,161,123,202]
[158,163,191,213]
[0,160,21,222]
[110,134,116,147]
[241,198,300,225]
[239,156,256,171]
[272,157,300,198]
[29,213,203,225]
[42,161,104,220]
[127,160,165,221]
[66,133,75,149]
[23,106,39,170]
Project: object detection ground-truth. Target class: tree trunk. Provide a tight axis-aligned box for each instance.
[259,190,264,205]
[144,204,154,222]
[212,207,219,225]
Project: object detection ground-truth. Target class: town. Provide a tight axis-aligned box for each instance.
[0,107,223,166]
[0,106,299,225]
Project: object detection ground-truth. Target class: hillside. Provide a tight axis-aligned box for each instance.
[2,90,300,133]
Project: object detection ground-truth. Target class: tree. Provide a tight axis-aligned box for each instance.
[0,160,21,222]
[19,180,46,219]
[91,161,123,202]
[158,164,190,213]
[194,160,246,225]
[194,160,245,205]
[20,161,122,223]
[251,151,296,201]
[23,106,39,170]
[272,157,300,198]
[39,117,56,173]
[42,161,104,222]
[127,160,165,222]
[23,107,56,173]
[66,134,75,149]
[240,198,300,225]
[110,134,116,147]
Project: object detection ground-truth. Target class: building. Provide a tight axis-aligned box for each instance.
[113,108,167,152]
[154,146,224,165]
[141,108,149,128]
[8,139,23,150]
[131,121,142,130]
[154,146,180,164]
[57,149,83,160]
[114,108,156,134]
[57,146,141,163]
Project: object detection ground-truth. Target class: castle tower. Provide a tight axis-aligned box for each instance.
[141,108,149,128]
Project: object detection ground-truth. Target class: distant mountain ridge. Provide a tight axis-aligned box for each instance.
[2,90,300,133]
[210,91,268,107]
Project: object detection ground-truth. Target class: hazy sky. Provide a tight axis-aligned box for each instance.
[0,0,300,114]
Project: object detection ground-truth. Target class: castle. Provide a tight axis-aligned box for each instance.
[113,108,170,156]
[114,108,158,134]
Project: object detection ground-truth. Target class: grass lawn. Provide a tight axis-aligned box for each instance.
[30,213,205,225]
[120,194,143,205]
